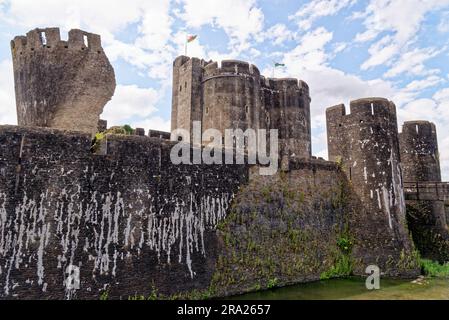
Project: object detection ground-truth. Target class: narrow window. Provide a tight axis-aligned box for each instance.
[83,35,88,47]
[245,105,249,114]
[180,85,182,92]
[416,125,419,134]
[40,32,47,46]
[371,103,375,115]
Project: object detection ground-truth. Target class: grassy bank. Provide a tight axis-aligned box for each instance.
[421,259,449,278]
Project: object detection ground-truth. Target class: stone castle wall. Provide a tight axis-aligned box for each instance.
[0,125,248,299]
[0,125,420,299]
[326,98,418,276]
[11,28,116,135]
[400,121,441,182]
[399,121,449,263]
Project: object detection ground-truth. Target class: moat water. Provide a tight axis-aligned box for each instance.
[229,277,449,300]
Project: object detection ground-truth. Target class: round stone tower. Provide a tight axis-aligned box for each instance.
[11,27,116,135]
[271,79,311,159]
[202,60,261,136]
[326,98,418,277]
[170,55,312,160]
[399,121,449,263]
[399,121,441,182]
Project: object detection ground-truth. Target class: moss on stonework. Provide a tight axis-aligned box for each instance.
[406,202,449,264]
[209,171,354,297]
[91,125,135,152]
[320,231,355,280]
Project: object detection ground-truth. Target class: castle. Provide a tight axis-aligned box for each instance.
[0,28,448,300]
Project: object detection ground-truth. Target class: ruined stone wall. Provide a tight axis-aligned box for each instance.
[11,28,116,135]
[326,98,419,276]
[0,125,248,299]
[0,125,420,299]
[399,121,449,263]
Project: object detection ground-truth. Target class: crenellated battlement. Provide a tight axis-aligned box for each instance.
[326,97,396,125]
[401,120,437,137]
[400,120,441,182]
[11,28,103,57]
[259,76,310,99]
[202,59,261,79]
[11,27,115,136]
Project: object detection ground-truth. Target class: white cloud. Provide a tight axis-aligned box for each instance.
[354,0,449,70]
[177,0,264,53]
[0,59,16,125]
[1,0,147,34]
[264,23,294,46]
[403,76,443,92]
[281,27,333,70]
[438,11,449,33]
[133,116,171,132]
[290,0,356,30]
[102,85,159,124]
[1,0,177,81]
[262,27,396,157]
[384,47,443,78]
[398,98,438,124]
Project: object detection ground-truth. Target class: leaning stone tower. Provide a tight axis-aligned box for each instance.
[11,28,116,135]
[399,121,449,262]
[326,98,418,276]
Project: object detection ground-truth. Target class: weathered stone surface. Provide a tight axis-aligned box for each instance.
[171,56,311,159]
[212,160,353,297]
[326,98,420,277]
[0,125,422,299]
[400,121,441,182]
[0,125,248,299]
[11,28,116,135]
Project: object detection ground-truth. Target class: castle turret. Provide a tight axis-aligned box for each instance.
[171,56,206,135]
[326,98,418,276]
[11,28,116,135]
[171,55,312,159]
[400,121,441,182]
[265,78,311,159]
[399,121,449,263]
[202,60,261,139]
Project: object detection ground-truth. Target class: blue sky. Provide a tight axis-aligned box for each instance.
[0,0,448,179]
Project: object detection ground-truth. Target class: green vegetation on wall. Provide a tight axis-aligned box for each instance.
[91,125,135,152]
[209,170,353,297]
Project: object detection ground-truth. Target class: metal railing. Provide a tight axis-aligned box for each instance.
[403,181,449,201]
